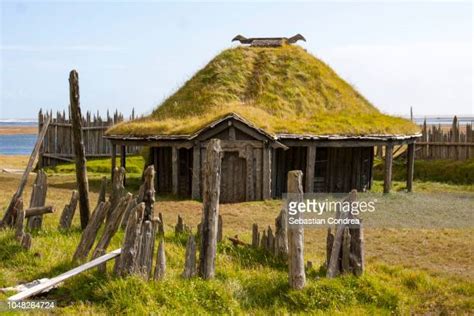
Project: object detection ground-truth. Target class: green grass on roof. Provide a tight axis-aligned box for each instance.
[107,45,419,136]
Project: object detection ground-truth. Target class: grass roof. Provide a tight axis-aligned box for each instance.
[107,45,419,137]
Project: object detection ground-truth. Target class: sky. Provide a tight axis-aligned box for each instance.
[0,1,472,120]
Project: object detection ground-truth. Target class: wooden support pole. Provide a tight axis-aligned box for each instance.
[406,142,415,192]
[287,170,305,290]
[1,116,50,228]
[69,70,91,229]
[192,142,201,200]
[383,143,394,194]
[262,144,271,200]
[171,146,178,196]
[120,145,126,186]
[305,146,316,193]
[198,139,222,280]
[142,165,155,221]
[111,144,116,180]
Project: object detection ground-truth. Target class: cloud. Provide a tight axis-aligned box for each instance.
[0,45,122,52]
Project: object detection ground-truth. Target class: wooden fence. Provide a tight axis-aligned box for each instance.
[416,116,474,160]
[38,109,139,167]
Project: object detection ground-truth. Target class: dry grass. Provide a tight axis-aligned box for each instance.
[107,45,419,137]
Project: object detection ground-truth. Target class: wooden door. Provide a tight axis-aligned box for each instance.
[220,152,246,203]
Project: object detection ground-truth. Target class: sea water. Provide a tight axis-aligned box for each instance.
[0,121,37,155]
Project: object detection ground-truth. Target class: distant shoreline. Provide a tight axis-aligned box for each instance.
[0,126,37,135]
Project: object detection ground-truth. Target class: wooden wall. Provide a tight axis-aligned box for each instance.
[417,117,474,160]
[39,109,139,167]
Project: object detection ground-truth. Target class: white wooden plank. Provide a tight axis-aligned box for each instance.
[8,249,121,301]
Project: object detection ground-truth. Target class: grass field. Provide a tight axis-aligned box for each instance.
[0,156,472,314]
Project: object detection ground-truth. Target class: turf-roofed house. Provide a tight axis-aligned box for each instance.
[105,35,421,202]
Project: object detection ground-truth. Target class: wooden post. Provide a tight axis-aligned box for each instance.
[217,215,223,243]
[192,142,201,200]
[1,116,51,228]
[198,139,222,279]
[287,170,305,290]
[182,235,197,278]
[406,142,415,192]
[274,209,288,258]
[305,146,316,193]
[59,191,79,230]
[154,239,166,280]
[383,143,393,194]
[69,70,91,229]
[14,199,25,242]
[142,165,155,221]
[327,190,357,278]
[251,224,259,248]
[111,144,116,180]
[172,146,178,196]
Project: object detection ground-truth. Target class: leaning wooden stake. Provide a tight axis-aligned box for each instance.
[182,235,197,279]
[154,239,166,280]
[198,139,222,280]
[91,193,132,271]
[27,170,48,230]
[73,201,110,262]
[274,209,288,258]
[287,170,306,290]
[59,190,79,230]
[69,70,91,229]
[1,116,50,228]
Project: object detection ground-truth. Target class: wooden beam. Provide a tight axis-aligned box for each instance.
[1,116,51,228]
[171,146,178,195]
[406,143,415,192]
[8,249,121,301]
[305,146,316,193]
[69,70,91,229]
[262,144,271,200]
[280,139,417,148]
[192,143,201,200]
[383,143,394,194]
[24,206,54,218]
[111,144,116,181]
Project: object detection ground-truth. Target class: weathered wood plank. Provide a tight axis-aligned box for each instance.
[406,143,415,192]
[73,201,110,262]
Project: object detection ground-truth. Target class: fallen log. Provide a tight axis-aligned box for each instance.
[8,249,121,301]
[228,235,249,247]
